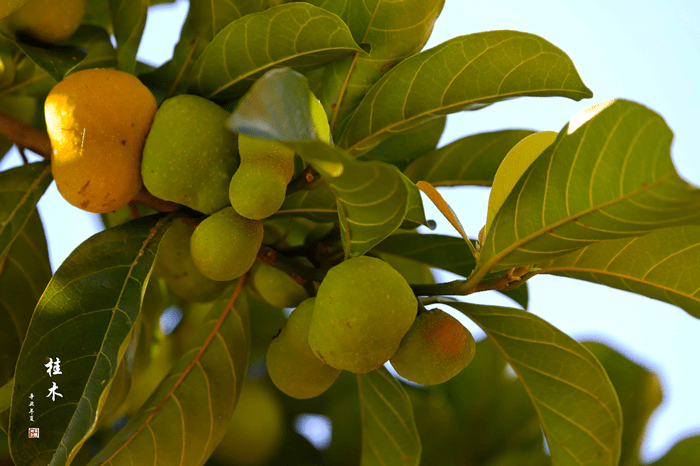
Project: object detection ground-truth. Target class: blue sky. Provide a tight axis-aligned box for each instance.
[1,0,697,462]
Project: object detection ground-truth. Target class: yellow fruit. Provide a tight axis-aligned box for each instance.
[308,256,417,373]
[211,381,285,465]
[390,310,476,385]
[249,261,308,309]
[267,298,341,399]
[45,69,156,213]
[190,207,263,281]
[2,0,87,43]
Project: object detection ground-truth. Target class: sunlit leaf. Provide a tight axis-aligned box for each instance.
[417,181,470,244]
[188,3,361,101]
[479,99,700,277]
[446,301,623,466]
[8,214,173,466]
[404,129,535,187]
[0,210,51,387]
[109,0,148,73]
[357,367,421,466]
[531,225,700,319]
[189,0,291,41]
[229,68,411,257]
[88,280,249,466]
[583,342,662,466]
[0,162,51,260]
[338,30,592,156]
[306,0,444,133]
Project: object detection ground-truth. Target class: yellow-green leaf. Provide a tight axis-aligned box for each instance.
[446,301,623,466]
[358,367,421,466]
[109,0,149,74]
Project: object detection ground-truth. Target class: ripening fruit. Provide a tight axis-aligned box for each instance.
[229,94,331,220]
[308,256,417,373]
[390,310,476,385]
[210,381,285,466]
[229,135,295,220]
[190,207,263,281]
[267,298,341,399]
[141,94,240,215]
[45,69,156,213]
[153,220,229,302]
[249,261,308,309]
[1,0,87,43]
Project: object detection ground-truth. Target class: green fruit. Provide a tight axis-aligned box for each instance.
[190,207,263,281]
[142,94,239,214]
[250,261,308,309]
[308,256,417,373]
[229,135,294,220]
[1,0,87,43]
[153,219,230,302]
[211,381,285,465]
[267,298,341,399]
[390,310,476,385]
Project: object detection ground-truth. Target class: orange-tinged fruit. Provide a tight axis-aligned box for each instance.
[2,0,87,43]
[390,310,476,385]
[45,69,156,213]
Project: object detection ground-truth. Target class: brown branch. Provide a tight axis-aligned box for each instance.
[131,187,180,212]
[257,245,327,283]
[0,111,52,159]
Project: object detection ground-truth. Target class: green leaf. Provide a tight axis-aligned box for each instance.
[0,378,10,414]
[338,30,592,156]
[446,301,623,466]
[583,342,662,466]
[531,225,700,319]
[109,0,148,74]
[362,115,446,167]
[404,129,536,187]
[228,68,411,257]
[189,0,286,41]
[479,99,700,277]
[650,436,700,466]
[485,131,558,233]
[88,281,249,466]
[278,182,338,223]
[401,174,431,229]
[9,39,87,82]
[84,0,114,34]
[357,367,421,466]
[0,210,51,387]
[188,3,362,101]
[499,284,529,310]
[0,162,52,260]
[8,214,173,466]
[306,0,444,133]
[66,25,118,74]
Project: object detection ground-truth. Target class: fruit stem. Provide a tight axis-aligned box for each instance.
[257,245,327,283]
[132,188,181,212]
[411,266,535,297]
[0,111,51,159]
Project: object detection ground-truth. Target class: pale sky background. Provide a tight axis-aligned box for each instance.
[1,0,698,462]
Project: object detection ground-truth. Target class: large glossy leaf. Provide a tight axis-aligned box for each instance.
[306,0,444,133]
[88,280,250,466]
[583,342,662,466]
[404,129,535,186]
[66,25,118,74]
[278,182,338,223]
[109,0,148,73]
[357,367,421,466]
[530,225,700,319]
[361,115,446,166]
[228,68,412,257]
[189,0,290,41]
[0,210,51,387]
[446,301,623,466]
[0,162,52,260]
[338,30,592,156]
[478,99,700,278]
[9,40,88,82]
[188,3,362,101]
[8,214,173,466]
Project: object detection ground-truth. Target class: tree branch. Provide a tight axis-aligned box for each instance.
[0,111,51,159]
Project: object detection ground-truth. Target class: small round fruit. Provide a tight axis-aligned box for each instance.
[390,310,476,385]
[1,0,87,43]
[250,262,308,309]
[267,298,341,399]
[211,381,285,466]
[153,219,230,302]
[308,256,417,373]
[190,207,263,281]
[45,69,156,213]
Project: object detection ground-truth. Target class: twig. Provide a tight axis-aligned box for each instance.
[257,245,327,283]
[0,112,51,159]
[132,188,180,212]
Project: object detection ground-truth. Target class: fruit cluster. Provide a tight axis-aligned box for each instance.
[43,67,476,400]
